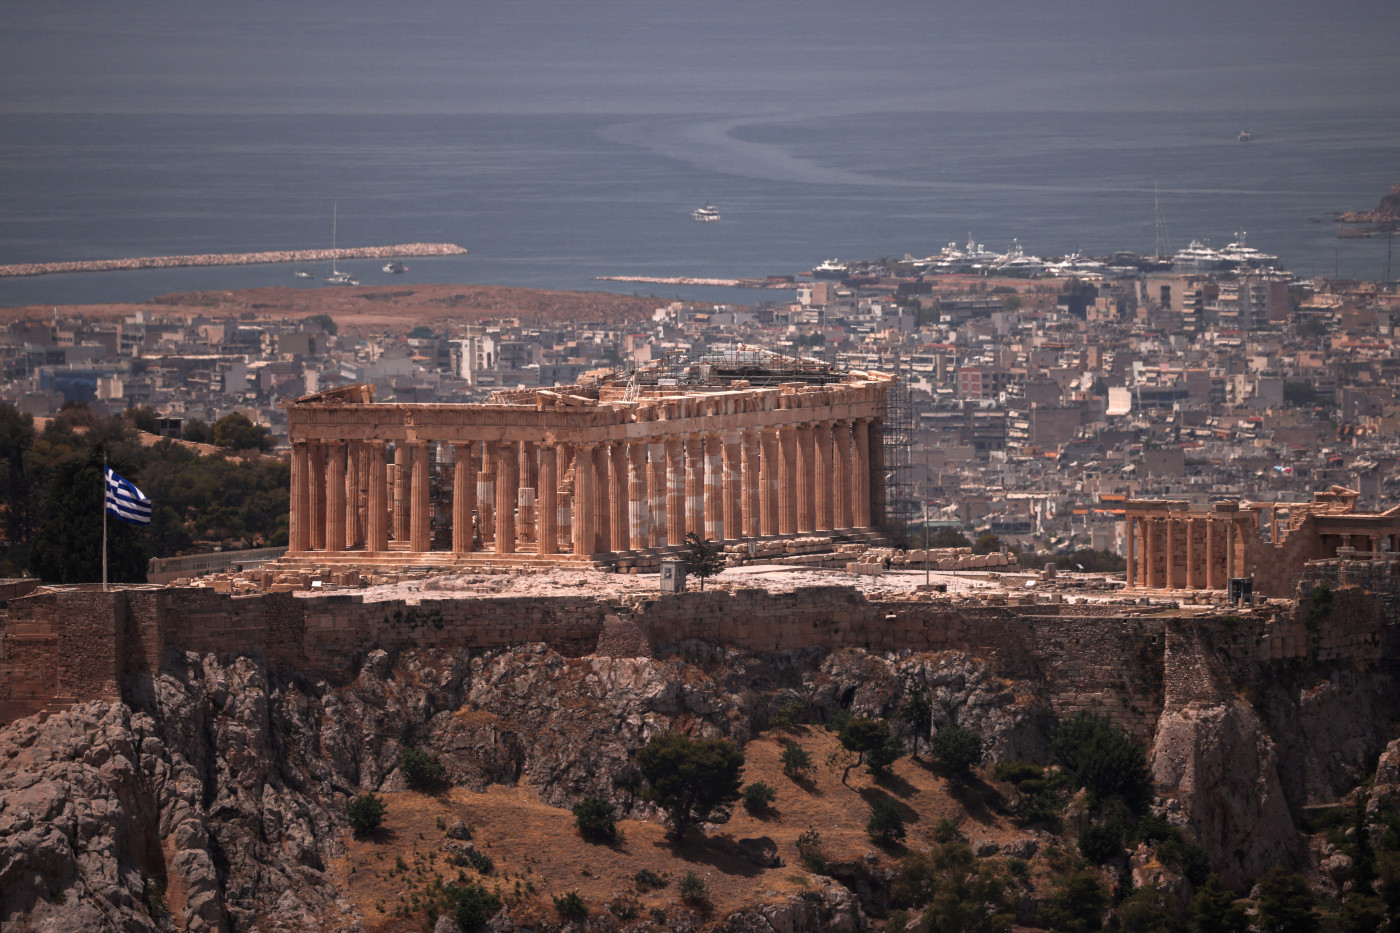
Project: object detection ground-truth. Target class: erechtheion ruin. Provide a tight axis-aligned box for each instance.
[1123,486,1400,598]
[282,356,894,568]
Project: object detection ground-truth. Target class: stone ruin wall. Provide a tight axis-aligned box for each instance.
[0,585,1390,741]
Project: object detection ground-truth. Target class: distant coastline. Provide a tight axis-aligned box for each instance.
[0,243,468,279]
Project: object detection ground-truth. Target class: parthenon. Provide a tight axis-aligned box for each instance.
[282,355,894,568]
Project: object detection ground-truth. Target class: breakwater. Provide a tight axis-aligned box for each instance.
[595,274,796,289]
[0,243,469,279]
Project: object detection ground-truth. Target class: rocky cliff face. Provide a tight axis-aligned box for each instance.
[0,635,1395,931]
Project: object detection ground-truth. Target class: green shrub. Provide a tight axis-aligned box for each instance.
[993,761,1043,785]
[552,890,587,921]
[933,818,967,844]
[771,699,805,731]
[346,792,386,836]
[452,881,503,933]
[678,871,710,908]
[930,725,984,779]
[1158,835,1211,887]
[399,746,447,791]
[839,717,900,781]
[637,732,745,841]
[608,895,640,920]
[1051,711,1152,813]
[633,868,669,892]
[572,795,618,842]
[796,828,827,873]
[867,797,908,845]
[826,707,854,734]
[781,743,815,780]
[743,782,777,814]
[1078,819,1125,864]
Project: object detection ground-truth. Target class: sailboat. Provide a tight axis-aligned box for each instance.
[325,203,357,285]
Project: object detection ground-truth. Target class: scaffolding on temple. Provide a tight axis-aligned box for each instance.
[614,348,851,388]
[882,364,917,538]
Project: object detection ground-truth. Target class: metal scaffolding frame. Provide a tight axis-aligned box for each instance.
[1294,557,1400,624]
[882,365,917,534]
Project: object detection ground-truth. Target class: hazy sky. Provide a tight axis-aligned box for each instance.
[5,0,1399,116]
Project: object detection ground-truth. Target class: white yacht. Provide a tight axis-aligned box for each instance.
[1172,240,1232,272]
[1218,232,1277,268]
[811,258,847,278]
[990,239,1046,276]
[1045,250,1106,276]
[293,270,314,279]
[691,204,721,222]
[382,261,407,274]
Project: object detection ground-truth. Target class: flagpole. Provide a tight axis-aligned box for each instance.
[102,454,108,592]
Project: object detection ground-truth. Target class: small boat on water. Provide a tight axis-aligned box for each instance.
[811,258,847,279]
[691,204,721,222]
[1238,130,1253,142]
[382,261,407,274]
[294,270,314,279]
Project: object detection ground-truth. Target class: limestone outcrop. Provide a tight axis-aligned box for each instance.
[1,625,1397,929]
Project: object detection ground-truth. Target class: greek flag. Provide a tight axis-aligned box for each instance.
[104,467,151,526]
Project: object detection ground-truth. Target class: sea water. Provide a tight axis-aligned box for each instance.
[0,108,1396,310]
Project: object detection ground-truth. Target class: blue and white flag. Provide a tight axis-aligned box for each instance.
[105,466,151,526]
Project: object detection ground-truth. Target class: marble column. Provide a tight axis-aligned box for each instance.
[495,442,517,554]
[1165,517,1176,589]
[815,421,834,532]
[1124,516,1136,588]
[452,442,476,554]
[778,425,797,535]
[1205,519,1218,589]
[760,431,780,536]
[574,443,595,557]
[592,444,610,555]
[666,438,686,547]
[518,441,537,545]
[869,416,886,527]
[741,430,761,539]
[1145,518,1158,588]
[686,435,705,539]
[389,442,408,543]
[648,442,669,548]
[1186,518,1198,589]
[357,443,371,548]
[411,441,431,552]
[367,441,388,552]
[628,441,649,551]
[852,419,871,528]
[291,441,311,552]
[325,440,346,552]
[610,441,630,553]
[796,423,815,534]
[538,444,559,555]
[311,441,327,550]
[704,434,724,542]
[722,433,742,541]
[833,420,852,530]
[1226,521,1236,581]
[477,444,496,547]
[344,441,360,548]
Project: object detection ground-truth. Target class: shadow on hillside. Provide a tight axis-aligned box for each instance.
[652,833,766,878]
[873,770,919,799]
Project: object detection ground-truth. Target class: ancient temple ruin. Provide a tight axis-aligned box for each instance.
[1123,486,1400,598]
[282,356,894,569]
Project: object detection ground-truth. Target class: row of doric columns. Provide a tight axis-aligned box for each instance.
[1124,514,1243,590]
[288,417,881,559]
